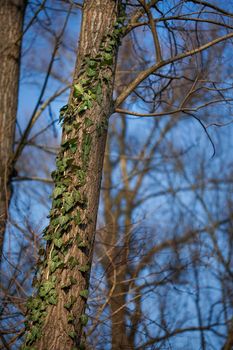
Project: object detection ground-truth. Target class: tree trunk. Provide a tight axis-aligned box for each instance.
[23,1,124,349]
[106,264,131,350]
[222,321,233,350]
[106,213,133,350]
[102,148,133,349]
[0,0,26,262]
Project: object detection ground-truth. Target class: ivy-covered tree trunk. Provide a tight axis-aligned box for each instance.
[23,1,124,349]
[0,0,26,262]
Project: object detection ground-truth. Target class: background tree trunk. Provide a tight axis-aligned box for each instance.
[102,141,133,349]
[0,0,26,261]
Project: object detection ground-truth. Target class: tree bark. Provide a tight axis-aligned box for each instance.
[106,261,131,350]
[0,0,26,262]
[23,1,123,349]
[222,321,233,350]
[101,144,133,349]
[105,209,133,350]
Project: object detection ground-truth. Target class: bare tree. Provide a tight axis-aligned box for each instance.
[0,0,26,262]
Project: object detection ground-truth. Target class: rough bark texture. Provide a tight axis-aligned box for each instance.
[24,1,123,349]
[0,0,25,261]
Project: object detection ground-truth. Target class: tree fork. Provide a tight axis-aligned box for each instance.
[23,1,124,349]
[0,0,26,263]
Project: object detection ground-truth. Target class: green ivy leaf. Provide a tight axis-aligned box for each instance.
[62,138,77,153]
[54,238,63,248]
[39,280,55,297]
[60,104,68,113]
[73,121,81,130]
[63,177,72,186]
[47,291,58,305]
[79,289,89,299]
[59,104,69,122]
[26,325,41,344]
[61,282,71,290]
[26,297,42,311]
[61,139,70,149]
[63,193,75,213]
[74,211,82,226]
[50,259,64,273]
[76,235,88,249]
[64,124,73,133]
[104,46,112,53]
[29,309,41,322]
[86,67,97,77]
[53,185,65,199]
[67,256,79,269]
[51,217,60,227]
[52,198,62,209]
[43,233,52,241]
[76,169,86,186]
[103,52,113,64]
[80,314,88,326]
[87,59,98,68]
[80,78,88,85]
[73,83,84,98]
[53,229,62,240]
[56,157,73,172]
[104,70,111,79]
[61,276,77,290]
[61,138,77,153]
[82,132,92,166]
[78,264,90,273]
[69,140,77,153]
[67,314,75,323]
[61,238,73,255]
[64,295,77,310]
[77,103,88,114]
[96,82,102,105]
[81,95,93,110]
[73,190,86,205]
[78,240,88,249]
[109,39,116,46]
[84,117,93,128]
[68,331,76,339]
[58,214,70,226]
[70,276,77,285]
